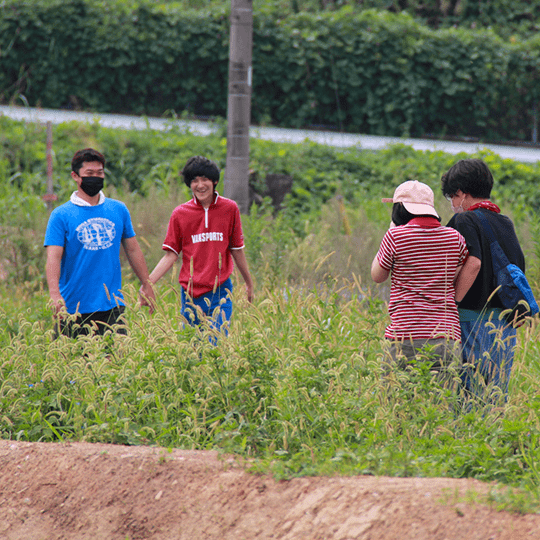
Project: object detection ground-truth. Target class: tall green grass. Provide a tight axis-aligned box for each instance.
[2,117,540,512]
[2,276,540,510]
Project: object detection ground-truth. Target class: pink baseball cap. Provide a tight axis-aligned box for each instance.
[382,180,439,218]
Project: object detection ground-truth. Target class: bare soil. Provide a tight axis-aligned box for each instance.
[1,440,539,540]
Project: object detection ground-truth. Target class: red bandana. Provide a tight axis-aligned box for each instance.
[467,201,501,213]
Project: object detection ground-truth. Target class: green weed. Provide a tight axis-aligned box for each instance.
[1,118,540,512]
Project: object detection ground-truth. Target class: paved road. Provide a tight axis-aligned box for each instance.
[2,105,540,164]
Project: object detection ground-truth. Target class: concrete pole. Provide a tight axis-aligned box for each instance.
[224,0,253,214]
[43,121,57,213]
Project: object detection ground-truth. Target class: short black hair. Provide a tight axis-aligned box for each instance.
[441,158,493,199]
[71,148,105,175]
[391,203,441,226]
[181,156,220,188]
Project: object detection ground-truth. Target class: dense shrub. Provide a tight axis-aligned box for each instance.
[2,1,540,141]
[4,115,540,213]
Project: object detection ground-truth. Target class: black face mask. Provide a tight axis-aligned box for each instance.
[80,176,104,197]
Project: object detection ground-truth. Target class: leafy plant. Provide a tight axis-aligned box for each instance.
[1,117,540,511]
[3,1,540,141]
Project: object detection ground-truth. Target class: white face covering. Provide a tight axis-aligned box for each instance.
[451,194,465,214]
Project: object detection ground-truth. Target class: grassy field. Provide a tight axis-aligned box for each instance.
[1,117,540,512]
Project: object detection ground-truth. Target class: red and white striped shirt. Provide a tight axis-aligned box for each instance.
[376,217,468,341]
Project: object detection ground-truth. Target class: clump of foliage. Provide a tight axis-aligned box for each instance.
[3,1,540,141]
[1,118,540,512]
[43,0,540,38]
[2,278,540,513]
[2,115,540,286]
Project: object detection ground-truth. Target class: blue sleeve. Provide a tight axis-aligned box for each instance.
[44,208,66,247]
[119,202,136,239]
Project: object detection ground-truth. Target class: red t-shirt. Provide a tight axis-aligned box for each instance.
[162,193,245,297]
[376,217,468,341]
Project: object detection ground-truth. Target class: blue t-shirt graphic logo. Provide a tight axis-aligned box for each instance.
[76,217,116,251]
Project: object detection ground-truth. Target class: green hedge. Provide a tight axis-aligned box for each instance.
[2,113,540,286]
[2,0,540,141]
[3,113,540,218]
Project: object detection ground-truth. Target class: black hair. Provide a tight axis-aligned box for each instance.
[441,158,493,199]
[181,156,220,188]
[71,148,105,175]
[391,203,441,226]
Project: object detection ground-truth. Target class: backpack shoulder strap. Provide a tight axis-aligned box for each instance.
[474,209,512,271]
[473,209,495,243]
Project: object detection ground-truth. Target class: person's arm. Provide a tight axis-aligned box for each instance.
[122,236,156,312]
[45,245,65,316]
[371,256,390,283]
[454,255,481,303]
[231,248,254,303]
[148,250,179,285]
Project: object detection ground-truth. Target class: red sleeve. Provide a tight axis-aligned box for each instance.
[162,208,183,254]
[229,203,244,249]
[457,232,469,267]
[376,229,395,271]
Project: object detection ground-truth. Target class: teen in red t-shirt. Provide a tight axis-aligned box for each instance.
[143,156,253,335]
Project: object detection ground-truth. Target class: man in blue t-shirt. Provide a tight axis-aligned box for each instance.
[44,148,155,337]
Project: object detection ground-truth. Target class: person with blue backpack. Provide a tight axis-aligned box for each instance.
[441,158,537,404]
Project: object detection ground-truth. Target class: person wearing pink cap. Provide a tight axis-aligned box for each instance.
[371,180,469,380]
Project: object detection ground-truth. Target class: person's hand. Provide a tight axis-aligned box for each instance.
[245,283,254,304]
[139,281,156,315]
[49,293,66,318]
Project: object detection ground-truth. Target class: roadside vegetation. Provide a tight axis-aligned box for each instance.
[5,0,540,142]
[1,117,540,512]
[31,0,540,38]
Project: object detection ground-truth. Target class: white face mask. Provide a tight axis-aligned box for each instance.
[450,193,465,214]
[452,200,464,214]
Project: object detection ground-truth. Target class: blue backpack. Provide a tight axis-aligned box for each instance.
[475,210,539,322]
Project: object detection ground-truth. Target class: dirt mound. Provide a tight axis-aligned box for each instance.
[1,440,539,539]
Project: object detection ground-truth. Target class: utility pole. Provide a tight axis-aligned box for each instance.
[43,121,57,213]
[224,0,253,214]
